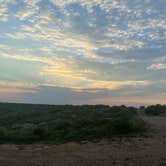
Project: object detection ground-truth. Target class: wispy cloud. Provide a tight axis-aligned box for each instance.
[148,63,166,70]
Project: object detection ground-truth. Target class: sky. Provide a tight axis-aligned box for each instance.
[0,0,166,105]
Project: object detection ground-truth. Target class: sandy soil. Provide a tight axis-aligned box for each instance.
[0,115,166,166]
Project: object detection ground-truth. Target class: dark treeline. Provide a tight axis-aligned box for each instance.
[0,102,135,112]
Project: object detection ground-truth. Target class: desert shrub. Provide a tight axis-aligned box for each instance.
[111,117,134,134]
[0,103,146,144]
[139,106,145,110]
[0,127,7,139]
[111,116,146,135]
[33,128,45,136]
[145,105,166,116]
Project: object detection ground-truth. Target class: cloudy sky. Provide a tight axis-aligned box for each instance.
[0,0,166,105]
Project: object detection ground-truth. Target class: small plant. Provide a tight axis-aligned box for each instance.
[111,116,146,135]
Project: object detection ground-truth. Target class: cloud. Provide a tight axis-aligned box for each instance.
[0,52,55,65]
[24,0,41,7]
[0,80,36,89]
[0,82,165,105]
[0,0,16,22]
[0,0,166,105]
[50,0,128,12]
[0,80,36,100]
[0,3,9,22]
[16,10,35,21]
[148,63,166,70]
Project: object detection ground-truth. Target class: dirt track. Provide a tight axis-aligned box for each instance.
[0,115,166,166]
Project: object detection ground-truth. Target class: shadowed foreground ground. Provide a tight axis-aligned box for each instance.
[0,115,166,166]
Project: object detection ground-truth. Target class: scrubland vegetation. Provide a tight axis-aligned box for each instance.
[0,103,148,144]
[144,104,166,116]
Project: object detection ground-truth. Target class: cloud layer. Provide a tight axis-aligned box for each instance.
[0,0,166,105]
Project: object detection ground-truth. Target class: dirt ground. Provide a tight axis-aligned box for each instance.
[0,115,166,166]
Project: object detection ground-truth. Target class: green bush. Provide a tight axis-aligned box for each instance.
[145,105,166,116]
[111,116,146,135]
[0,103,146,144]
